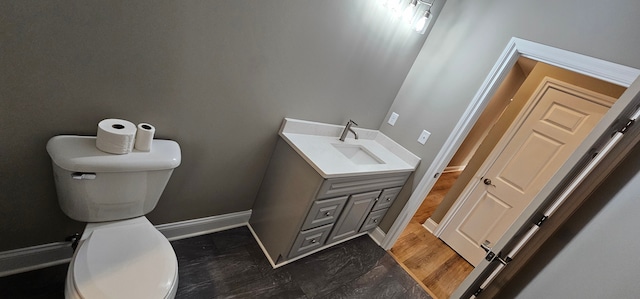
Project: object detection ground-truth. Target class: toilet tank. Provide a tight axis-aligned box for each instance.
[46,135,181,222]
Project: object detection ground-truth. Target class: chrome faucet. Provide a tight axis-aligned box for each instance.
[339,119,358,141]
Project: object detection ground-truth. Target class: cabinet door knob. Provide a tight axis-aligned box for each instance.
[386,197,391,201]
[373,219,378,223]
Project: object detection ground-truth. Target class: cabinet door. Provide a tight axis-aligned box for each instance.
[326,190,379,244]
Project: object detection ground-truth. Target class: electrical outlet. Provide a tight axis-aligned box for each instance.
[417,130,431,145]
[388,112,399,126]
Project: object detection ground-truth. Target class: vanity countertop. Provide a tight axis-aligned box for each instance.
[279,118,420,178]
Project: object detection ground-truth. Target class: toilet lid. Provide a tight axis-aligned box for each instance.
[73,221,177,299]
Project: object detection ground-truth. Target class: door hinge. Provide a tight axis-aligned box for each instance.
[473,287,483,296]
[619,118,634,134]
[481,241,511,265]
[535,215,548,227]
[483,251,511,265]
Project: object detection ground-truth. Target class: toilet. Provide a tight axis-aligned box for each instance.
[46,135,181,299]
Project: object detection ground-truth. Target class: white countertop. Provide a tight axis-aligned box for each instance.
[279,118,420,178]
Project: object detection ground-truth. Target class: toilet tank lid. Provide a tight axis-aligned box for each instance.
[46,135,181,172]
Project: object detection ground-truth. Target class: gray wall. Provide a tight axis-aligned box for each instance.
[501,141,640,298]
[378,0,640,231]
[0,1,429,251]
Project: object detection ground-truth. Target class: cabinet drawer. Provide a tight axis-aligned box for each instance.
[301,196,348,230]
[288,224,333,258]
[316,172,409,199]
[372,187,402,211]
[360,208,389,232]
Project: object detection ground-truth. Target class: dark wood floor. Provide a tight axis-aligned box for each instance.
[390,171,473,299]
[0,227,431,299]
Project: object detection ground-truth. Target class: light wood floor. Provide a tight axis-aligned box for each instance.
[390,171,473,299]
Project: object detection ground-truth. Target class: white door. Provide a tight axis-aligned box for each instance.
[440,77,616,266]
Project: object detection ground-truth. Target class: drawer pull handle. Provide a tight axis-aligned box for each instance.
[373,219,378,223]
[325,212,331,216]
[311,239,317,243]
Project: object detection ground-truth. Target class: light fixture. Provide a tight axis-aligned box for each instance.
[381,0,435,34]
[414,7,432,34]
[402,0,418,23]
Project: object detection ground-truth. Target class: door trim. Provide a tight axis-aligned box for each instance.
[380,37,640,250]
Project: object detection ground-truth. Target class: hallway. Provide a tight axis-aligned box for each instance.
[390,171,473,298]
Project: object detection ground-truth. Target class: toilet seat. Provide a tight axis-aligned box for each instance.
[70,217,178,299]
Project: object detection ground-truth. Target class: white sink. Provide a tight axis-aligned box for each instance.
[331,143,385,165]
[278,118,421,178]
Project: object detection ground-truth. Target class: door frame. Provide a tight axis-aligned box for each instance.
[380,37,640,250]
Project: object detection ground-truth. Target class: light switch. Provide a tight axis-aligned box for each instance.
[388,112,399,126]
[418,130,431,145]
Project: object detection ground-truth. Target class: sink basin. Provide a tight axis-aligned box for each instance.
[331,143,385,165]
[278,118,421,178]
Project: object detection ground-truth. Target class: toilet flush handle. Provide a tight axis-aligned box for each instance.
[71,172,96,180]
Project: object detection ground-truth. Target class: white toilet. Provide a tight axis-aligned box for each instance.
[46,135,182,299]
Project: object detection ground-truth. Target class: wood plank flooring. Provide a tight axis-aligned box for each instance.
[390,171,473,299]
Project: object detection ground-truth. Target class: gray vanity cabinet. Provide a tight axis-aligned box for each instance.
[250,138,411,265]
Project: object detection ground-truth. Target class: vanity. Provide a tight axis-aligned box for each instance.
[249,118,420,267]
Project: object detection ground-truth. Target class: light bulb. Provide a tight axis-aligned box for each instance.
[414,10,432,33]
[402,0,417,23]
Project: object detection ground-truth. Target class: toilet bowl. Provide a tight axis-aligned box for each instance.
[65,217,178,299]
[46,135,182,299]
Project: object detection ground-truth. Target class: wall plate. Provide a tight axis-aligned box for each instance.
[388,112,399,126]
[418,130,431,145]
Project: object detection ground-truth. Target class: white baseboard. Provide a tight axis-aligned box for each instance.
[0,242,72,278]
[0,210,252,277]
[368,227,387,248]
[156,210,252,241]
[422,218,438,234]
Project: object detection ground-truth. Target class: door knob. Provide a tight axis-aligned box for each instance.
[483,178,496,187]
[480,240,492,253]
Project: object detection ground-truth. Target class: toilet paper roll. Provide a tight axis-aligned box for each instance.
[96,119,137,154]
[134,123,155,152]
